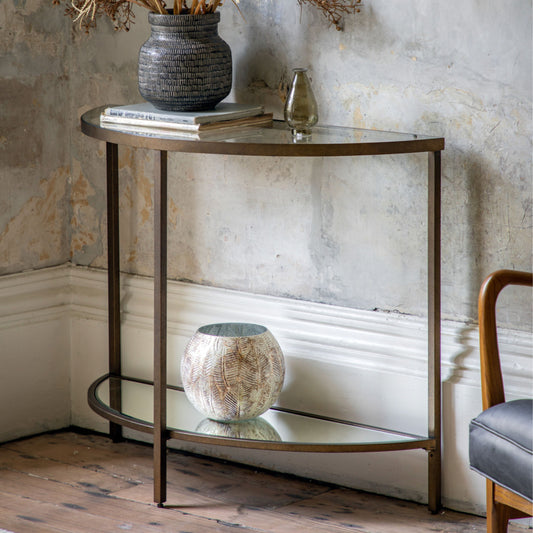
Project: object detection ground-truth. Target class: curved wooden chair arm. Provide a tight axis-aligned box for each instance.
[478,269,532,410]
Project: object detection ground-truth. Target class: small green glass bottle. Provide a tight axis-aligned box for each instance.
[284,68,319,139]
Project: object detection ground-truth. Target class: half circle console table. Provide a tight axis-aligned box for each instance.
[81,106,445,512]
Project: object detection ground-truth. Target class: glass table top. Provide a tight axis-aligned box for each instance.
[81,106,445,157]
[92,376,431,452]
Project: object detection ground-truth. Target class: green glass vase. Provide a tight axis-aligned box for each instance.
[284,68,319,139]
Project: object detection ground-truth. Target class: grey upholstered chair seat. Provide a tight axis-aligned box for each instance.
[469,399,533,502]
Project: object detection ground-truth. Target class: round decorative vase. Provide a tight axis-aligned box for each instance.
[181,323,285,422]
[138,12,232,112]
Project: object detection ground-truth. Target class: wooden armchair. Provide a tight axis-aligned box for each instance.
[469,269,533,533]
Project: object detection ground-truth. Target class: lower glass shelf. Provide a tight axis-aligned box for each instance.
[88,374,435,453]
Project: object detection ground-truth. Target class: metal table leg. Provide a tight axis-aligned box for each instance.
[154,150,168,506]
[428,150,442,513]
[106,142,122,443]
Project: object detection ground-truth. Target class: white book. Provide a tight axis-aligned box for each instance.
[103,102,265,126]
[100,112,272,132]
[100,121,266,141]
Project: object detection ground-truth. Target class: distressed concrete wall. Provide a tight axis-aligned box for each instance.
[2,3,531,321]
[0,1,73,441]
[1,0,531,515]
[66,0,532,330]
[0,0,70,274]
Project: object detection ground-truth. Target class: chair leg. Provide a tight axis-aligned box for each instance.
[487,480,510,533]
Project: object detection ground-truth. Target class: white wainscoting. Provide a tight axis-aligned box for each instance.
[0,264,531,514]
[0,266,71,443]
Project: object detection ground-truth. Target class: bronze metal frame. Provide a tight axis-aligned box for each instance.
[106,142,122,443]
[81,108,444,512]
[154,150,168,506]
[428,151,442,512]
[89,373,436,453]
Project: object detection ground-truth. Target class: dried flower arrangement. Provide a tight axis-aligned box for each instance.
[297,0,362,30]
[54,0,362,33]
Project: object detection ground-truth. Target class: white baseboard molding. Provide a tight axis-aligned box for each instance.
[1,263,531,514]
[0,265,72,442]
[67,263,531,399]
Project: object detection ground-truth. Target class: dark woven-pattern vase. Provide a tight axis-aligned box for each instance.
[138,12,232,112]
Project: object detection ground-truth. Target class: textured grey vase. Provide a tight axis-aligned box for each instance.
[181,323,285,422]
[138,12,232,112]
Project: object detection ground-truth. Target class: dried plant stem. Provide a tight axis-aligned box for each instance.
[145,0,166,13]
[297,0,361,30]
[56,0,360,32]
[208,0,223,12]
[131,0,159,9]
[194,0,205,15]
[229,0,245,21]
[70,0,97,25]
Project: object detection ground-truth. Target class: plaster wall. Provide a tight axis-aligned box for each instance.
[0,0,71,273]
[0,0,532,516]
[0,2,73,442]
[65,0,531,330]
[2,1,530,325]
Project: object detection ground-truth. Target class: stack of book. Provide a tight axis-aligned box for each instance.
[100,102,273,139]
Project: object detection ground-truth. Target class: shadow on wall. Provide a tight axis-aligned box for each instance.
[466,157,492,306]
[464,153,532,328]
[232,2,338,116]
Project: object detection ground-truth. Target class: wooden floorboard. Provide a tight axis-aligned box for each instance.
[0,430,526,532]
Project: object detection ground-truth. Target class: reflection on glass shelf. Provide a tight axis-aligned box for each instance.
[83,108,439,147]
[196,418,282,441]
[96,121,423,145]
[96,377,424,446]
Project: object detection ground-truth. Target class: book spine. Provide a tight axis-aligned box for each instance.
[102,123,201,139]
[103,107,196,125]
[101,115,200,131]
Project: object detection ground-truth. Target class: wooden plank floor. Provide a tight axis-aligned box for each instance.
[0,430,524,532]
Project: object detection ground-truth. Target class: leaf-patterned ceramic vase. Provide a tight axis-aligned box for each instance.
[181,323,285,422]
[138,12,232,111]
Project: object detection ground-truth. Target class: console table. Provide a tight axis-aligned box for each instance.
[81,106,444,512]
